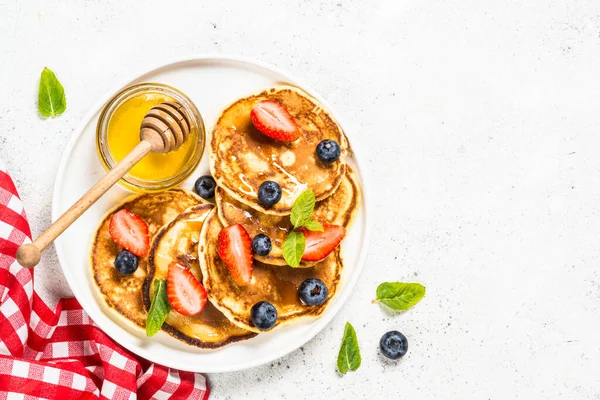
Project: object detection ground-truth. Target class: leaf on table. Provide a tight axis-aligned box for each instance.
[38,67,66,118]
[337,322,361,375]
[373,282,426,311]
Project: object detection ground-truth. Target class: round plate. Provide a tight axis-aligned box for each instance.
[53,55,370,373]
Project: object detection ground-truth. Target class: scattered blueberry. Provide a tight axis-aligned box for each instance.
[316,139,341,164]
[252,234,272,256]
[194,175,217,199]
[258,181,282,206]
[379,330,408,360]
[114,250,138,275]
[250,301,278,330]
[298,278,329,306]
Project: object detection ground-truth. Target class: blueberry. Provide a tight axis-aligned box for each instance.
[298,278,329,306]
[114,250,138,275]
[258,181,282,206]
[252,234,272,256]
[250,301,278,330]
[379,330,408,360]
[316,139,341,164]
[194,175,217,199]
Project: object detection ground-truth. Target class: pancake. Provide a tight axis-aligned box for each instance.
[216,165,361,267]
[210,87,348,216]
[91,189,203,328]
[143,204,256,348]
[199,209,343,333]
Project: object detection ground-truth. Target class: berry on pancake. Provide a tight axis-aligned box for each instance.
[300,224,346,262]
[217,224,254,286]
[109,209,150,257]
[250,100,300,142]
[167,262,207,316]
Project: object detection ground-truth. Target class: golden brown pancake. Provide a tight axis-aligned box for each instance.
[216,165,361,267]
[90,189,203,328]
[199,209,343,333]
[210,87,348,216]
[143,204,256,347]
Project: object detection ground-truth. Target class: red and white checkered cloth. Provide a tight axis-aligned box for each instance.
[0,161,210,399]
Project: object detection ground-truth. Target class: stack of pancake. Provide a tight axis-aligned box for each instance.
[91,87,361,348]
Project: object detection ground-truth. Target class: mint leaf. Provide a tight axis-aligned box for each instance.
[302,219,324,232]
[284,189,324,266]
[282,230,305,267]
[290,189,316,228]
[374,282,426,311]
[146,279,171,337]
[38,67,66,118]
[337,322,361,374]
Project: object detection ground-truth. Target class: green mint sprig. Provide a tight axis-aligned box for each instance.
[337,322,361,375]
[301,219,324,232]
[289,189,323,231]
[282,189,323,267]
[38,67,66,118]
[146,279,171,337]
[373,282,426,311]
[282,230,305,268]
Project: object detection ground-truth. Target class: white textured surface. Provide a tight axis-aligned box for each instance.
[1,0,600,398]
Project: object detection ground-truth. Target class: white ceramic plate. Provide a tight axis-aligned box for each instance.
[53,55,370,373]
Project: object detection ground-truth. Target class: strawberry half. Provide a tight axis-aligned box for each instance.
[250,100,300,142]
[167,262,207,316]
[300,224,346,262]
[217,224,253,286]
[109,209,150,257]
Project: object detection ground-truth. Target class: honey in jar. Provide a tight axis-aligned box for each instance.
[97,83,205,191]
[107,93,197,181]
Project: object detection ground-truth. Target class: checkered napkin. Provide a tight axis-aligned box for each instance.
[0,161,210,399]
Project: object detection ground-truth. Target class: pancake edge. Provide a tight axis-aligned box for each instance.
[215,164,361,268]
[142,203,258,349]
[199,209,344,334]
[209,86,349,216]
[90,188,205,330]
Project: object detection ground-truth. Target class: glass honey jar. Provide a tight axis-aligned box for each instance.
[96,83,205,191]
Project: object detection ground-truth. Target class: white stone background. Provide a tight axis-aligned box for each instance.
[1,0,600,398]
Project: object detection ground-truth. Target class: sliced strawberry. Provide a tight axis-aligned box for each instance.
[167,262,207,316]
[250,100,300,142]
[300,224,346,262]
[109,209,150,257]
[217,224,253,286]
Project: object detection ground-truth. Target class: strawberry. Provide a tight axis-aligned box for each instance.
[250,100,300,142]
[300,224,346,262]
[109,209,150,257]
[167,262,207,316]
[217,224,253,286]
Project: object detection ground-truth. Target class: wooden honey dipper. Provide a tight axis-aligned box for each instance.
[16,101,192,268]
